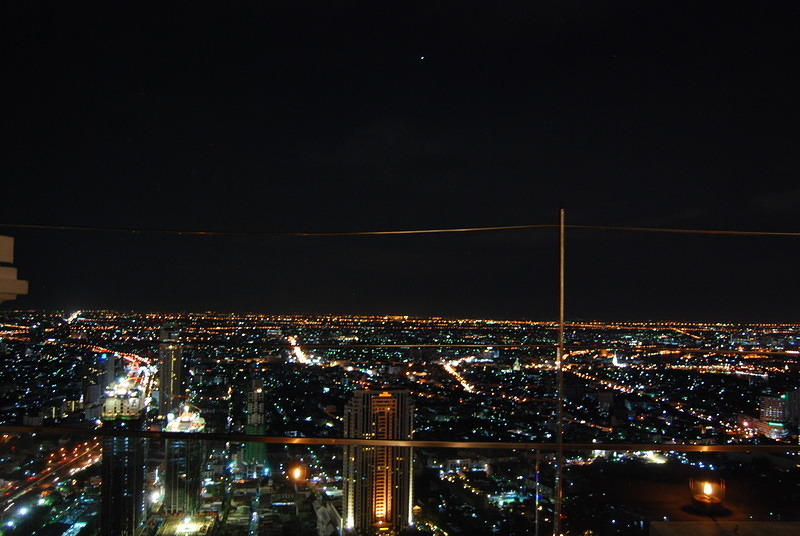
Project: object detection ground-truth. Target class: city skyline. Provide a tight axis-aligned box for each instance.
[2,3,800,535]
[0,309,799,535]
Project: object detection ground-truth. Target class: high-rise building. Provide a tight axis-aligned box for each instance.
[101,379,146,536]
[159,323,183,414]
[99,352,119,390]
[760,390,800,437]
[760,394,786,423]
[243,379,267,469]
[163,406,206,514]
[343,390,414,536]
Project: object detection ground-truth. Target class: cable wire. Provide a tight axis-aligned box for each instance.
[0,222,553,237]
[4,222,800,237]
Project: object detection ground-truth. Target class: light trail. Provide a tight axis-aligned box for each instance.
[671,327,702,340]
[287,336,310,364]
[441,360,475,393]
[0,442,101,509]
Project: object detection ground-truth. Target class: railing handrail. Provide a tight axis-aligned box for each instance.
[1,425,797,452]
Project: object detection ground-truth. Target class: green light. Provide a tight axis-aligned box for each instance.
[780,394,787,400]
[767,422,784,427]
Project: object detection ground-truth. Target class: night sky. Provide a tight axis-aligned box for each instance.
[4,3,800,321]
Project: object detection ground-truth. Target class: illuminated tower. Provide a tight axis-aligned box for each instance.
[164,406,206,514]
[158,323,183,414]
[343,390,413,536]
[101,379,146,536]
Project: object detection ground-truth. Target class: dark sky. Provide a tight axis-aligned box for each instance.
[3,3,800,321]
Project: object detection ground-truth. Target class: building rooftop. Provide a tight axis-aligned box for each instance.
[165,407,206,433]
[156,516,215,536]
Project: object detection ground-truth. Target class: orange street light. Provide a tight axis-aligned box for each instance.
[289,464,307,483]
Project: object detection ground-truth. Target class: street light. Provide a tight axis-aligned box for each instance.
[288,463,307,519]
[289,464,307,483]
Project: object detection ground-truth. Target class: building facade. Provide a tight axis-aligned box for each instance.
[243,378,267,469]
[101,382,146,536]
[759,390,800,438]
[343,390,413,536]
[158,323,183,414]
[760,394,786,423]
[164,407,206,514]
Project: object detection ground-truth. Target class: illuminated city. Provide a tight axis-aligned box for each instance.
[4,3,800,535]
[0,310,798,534]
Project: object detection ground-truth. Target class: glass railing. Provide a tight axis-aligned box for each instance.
[0,431,798,536]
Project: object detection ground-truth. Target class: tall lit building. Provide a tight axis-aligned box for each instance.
[343,390,413,536]
[99,352,119,390]
[101,379,146,536]
[159,323,183,414]
[760,393,787,423]
[243,378,267,468]
[758,393,791,439]
[759,391,800,438]
[164,406,206,514]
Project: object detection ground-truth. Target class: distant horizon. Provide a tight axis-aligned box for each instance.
[4,308,800,326]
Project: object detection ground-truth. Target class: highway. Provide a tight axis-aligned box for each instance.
[0,441,101,514]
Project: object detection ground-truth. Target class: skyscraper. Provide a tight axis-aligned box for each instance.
[163,406,206,514]
[759,390,800,438]
[343,390,414,536]
[99,352,119,390]
[101,379,146,536]
[159,323,183,414]
[243,378,267,469]
[760,394,787,423]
